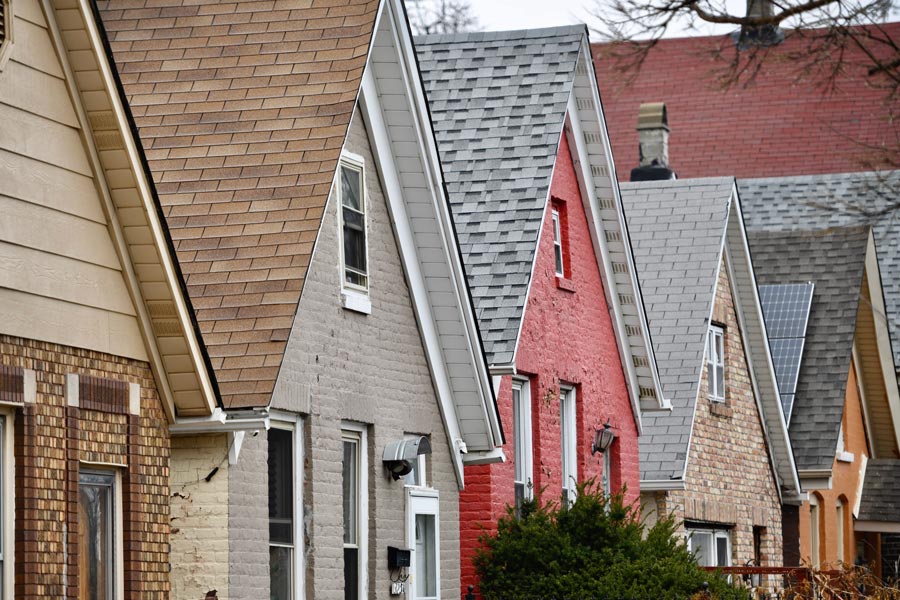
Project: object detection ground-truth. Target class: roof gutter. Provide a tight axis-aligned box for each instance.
[169,407,270,435]
[640,478,686,491]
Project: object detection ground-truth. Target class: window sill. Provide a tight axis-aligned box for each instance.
[708,400,732,418]
[556,276,576,293]
[836,451,854,463]
[341,290,371,315]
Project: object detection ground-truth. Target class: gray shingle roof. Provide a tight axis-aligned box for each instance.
[620,178,734,481]
[738,172,900,371]
[415,26,585,365]
[858,458,900,523]
[745,227,869,472]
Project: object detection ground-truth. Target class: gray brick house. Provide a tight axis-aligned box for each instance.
[95,0,503,598]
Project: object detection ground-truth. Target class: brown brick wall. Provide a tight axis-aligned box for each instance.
[659,259,784,570]
[2,334,170,599]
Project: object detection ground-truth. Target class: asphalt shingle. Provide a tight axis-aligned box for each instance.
[739,172,900,371]
[96,0,380,408]
[620,177,734,481]
[745,227,869,472]
[415,26,584,365]
[858,458,900,523]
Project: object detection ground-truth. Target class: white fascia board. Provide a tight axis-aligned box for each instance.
[798,470,834,492]
[565,92,641,434]
[855,520,900,533]
[385,0,502,450]
[852,343,877,460]
[574,38,668,416]
[358,2,503,485]
[47,0,219,420]
[853,453,867,518]
[726,188,801,499]
[863,233,900,453]
[640,478,686,491]
[680,216,729,483]
[359,71,465,488]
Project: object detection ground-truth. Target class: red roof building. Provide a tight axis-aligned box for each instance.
[591,23,900,179]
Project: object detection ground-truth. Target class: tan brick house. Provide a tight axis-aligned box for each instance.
[93,0,504,599]
[0,0,221,597]
[620,178,801,576]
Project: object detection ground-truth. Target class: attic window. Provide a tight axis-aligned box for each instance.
[707,325,725,402]
[0,0,12,71]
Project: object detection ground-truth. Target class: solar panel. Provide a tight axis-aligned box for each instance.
[759,282,814,424]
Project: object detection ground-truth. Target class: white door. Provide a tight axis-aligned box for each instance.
[406,489,440,600]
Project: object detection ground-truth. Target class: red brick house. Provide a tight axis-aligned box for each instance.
[416,26,665,593]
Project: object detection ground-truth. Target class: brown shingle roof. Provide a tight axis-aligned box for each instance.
[96,0,380,409]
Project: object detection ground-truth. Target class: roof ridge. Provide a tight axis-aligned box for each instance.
[415,24,586,46]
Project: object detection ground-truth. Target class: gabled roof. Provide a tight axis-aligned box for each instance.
[95,0,381,408]
[739,172,900,373]
[745,226,869,472]
[415,26,584,366]
[416,26,666,416]
[621,178,799,496]
[591,22,900,179]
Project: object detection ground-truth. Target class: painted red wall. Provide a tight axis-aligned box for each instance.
[458,132,641,594]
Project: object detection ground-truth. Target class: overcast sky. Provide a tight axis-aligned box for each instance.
[468,0,751,38]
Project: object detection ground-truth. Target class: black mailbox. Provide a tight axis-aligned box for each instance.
[387,546,411,569]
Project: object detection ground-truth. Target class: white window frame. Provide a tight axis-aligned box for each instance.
[836,499,845,564]
[707,325,726,402]
[512,379,533,508]
[77,467,124,600]
[268,412,305,600]
[551,209,564,277]
[342,423,368,600]
[810,495,821,568]
[0,412,12,600]
[0,0,14,72]
[687,526,732,568]
[406,487,440,600]
[560,386,577,504]
[338,151,371,314]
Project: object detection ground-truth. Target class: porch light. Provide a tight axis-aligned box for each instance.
[591,420,616,455]
[383,436,432,480]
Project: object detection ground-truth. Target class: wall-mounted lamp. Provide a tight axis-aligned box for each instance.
[591,420,616,455]
[382,436,432,480]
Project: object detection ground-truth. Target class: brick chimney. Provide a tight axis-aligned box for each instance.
[630,102,676,182]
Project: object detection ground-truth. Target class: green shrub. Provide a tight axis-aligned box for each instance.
[473,481,746,599]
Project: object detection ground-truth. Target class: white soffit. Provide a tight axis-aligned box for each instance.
[359,0,503,487]
[567,39,667,426]
[46,0,218,419]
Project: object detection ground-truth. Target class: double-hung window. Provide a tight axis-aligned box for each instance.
[707,325,725,402]
[339,159,368,292]
[342,428,367,600]
[78,470,119,600]
[269,424,302,600]
[560,386,577,505]
[552,209,564,277]
[687,526,731,568]
[512,380,533,513]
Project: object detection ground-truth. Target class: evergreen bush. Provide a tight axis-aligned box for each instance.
[473,481,746,599]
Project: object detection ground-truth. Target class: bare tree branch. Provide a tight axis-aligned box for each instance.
[404,0,481,36]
